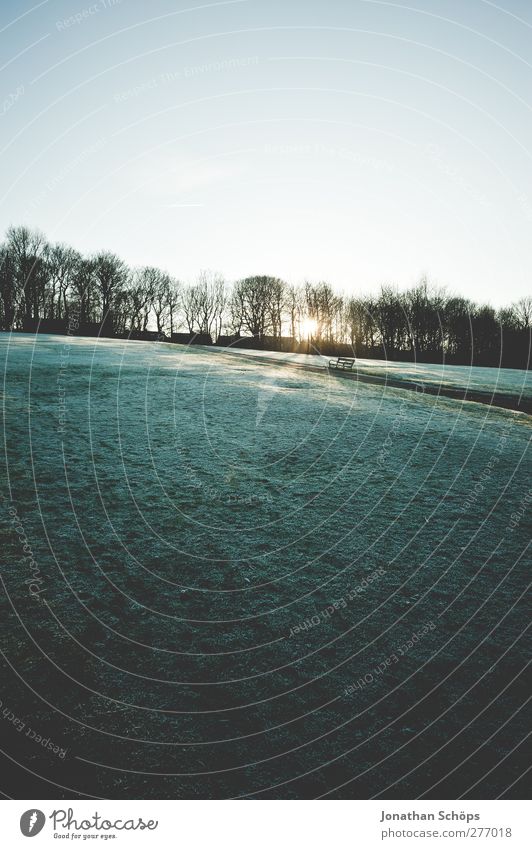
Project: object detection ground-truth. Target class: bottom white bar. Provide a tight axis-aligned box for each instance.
[2,799,528,848]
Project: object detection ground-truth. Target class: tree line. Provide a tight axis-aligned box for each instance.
[0,225,530,368]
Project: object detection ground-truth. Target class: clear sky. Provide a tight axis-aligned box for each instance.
[1,0,531,306]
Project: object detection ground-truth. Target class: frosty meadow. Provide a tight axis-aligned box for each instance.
[0,331,529,798]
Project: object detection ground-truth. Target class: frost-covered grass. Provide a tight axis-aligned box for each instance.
[0,333,529,799]
[214,344,532,401]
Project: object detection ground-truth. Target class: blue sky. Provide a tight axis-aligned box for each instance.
[1,0,531,305]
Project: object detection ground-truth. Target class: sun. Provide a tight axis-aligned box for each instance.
[300,318,318,339]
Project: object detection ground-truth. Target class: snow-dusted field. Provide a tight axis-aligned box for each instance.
[0,333,530,799]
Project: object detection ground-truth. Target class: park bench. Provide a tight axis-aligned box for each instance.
[328,356,356,371]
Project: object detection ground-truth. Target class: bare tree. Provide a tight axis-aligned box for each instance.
[268,278,286,342]
[345,296,368,349]
[165,278,181,336]
[374,285,407,356]
[471,304,499,362]
[229,280,245,336]
[231,276,284,342]
[191,270,226,338]
[5,225,48,322]
[45,244,81,320]
[153,272,172,335]
[403,278,446,357]
[513,296,532,330]
[131,266,164,331]
[92,252,129,330]
[181,283,202,334]
[126,270,152,333]
[0,242,18,329]
[443,296,473,358]
[305,281,342,345]
[212,274,227,341]
[69,258,99,326]
[285,284,305,341]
